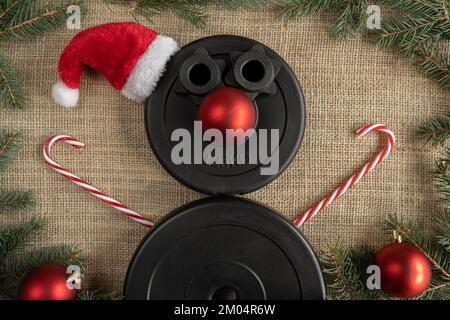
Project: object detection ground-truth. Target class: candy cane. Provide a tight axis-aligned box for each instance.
[294,124,395,226]
[43,135,154,229]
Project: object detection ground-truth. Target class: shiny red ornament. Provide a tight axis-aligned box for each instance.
[374,242,431,298]
[198,87,256,142]
[18,264,77,300]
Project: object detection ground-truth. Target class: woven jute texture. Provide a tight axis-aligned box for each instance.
[2,1,449,293]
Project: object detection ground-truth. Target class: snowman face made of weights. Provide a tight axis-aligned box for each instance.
[145,36,306,196]
[125,35,325,300]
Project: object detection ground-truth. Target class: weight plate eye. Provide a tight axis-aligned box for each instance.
[179,49,221,95]
[233,50,275,92]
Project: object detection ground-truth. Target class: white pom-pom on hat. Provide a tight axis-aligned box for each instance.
[52,22,179,108]
[51,80,79,108]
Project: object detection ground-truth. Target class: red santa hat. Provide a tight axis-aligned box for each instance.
[52,22,179,108]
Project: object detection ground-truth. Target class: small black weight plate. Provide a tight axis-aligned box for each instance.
[124,197,325,300]
[146,35,305,195]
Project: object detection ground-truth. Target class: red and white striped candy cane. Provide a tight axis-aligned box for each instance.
[43,135,154,229]
[294,123,395,226]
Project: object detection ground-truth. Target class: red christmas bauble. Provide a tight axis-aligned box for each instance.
[374,242,431,298]
[198,87,256,142]
[18,264,77,300]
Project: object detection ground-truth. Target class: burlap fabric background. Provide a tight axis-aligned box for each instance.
[2,1,449,293]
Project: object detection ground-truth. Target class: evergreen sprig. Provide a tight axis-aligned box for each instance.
[108,0,270,28]
[320,243,384,299]
[418,113,450,145]
[434,210,450,252]
[0,53,24,110]
[275,0,333,20]
[0,191,34,212]
[276,0,369,39]
[77,290,123,300]
[0,129,22,175]
[213,0,272,10]
[415,45,450,88]
[0,217,44,259]
[120,0,209,28]
[434,148,450,205]
[0,0,84,110]
[0,0,84,41]
[1,244,85,274]
[374,0,450,88]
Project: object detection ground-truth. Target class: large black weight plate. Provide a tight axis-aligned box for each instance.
[146,35,306,195]
[124,197,325,300]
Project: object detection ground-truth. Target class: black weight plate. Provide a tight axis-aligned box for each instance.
[124,197,325,300]
[146,35,306,195]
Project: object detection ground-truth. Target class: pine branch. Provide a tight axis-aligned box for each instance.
[375,18,446,49]
[399,33,441,59]
[373,1,450,88]
[169,3,208,28]
[0,129,21,174]
[0,244,85,274]
[351,0,368,33]
[77,290,123,300]
[0,1,22,29]
[0,0,85,41]
[415,45,450,88]
[0,217,44,259]
[333,0,353,38]
[416,278,450,299]
[418,114,450,145]
[430,149,450,251]
[0,53,25,110]
[320,243,383,299]
[117,0,209,28]
[434,210,450,252]
[0,191,33,212]
[434,149,450,206]
[333,0,368,39]
[377,0,442,18]
[213,0,272,10]
[274,0,334,20]
[321,243,360,300]
[110,0,270,28]
[386,214,450,278]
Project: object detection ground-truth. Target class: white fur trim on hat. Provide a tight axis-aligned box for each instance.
[52,80,80,108]
[121,35,179,102]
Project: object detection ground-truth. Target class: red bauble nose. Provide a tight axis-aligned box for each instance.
[198,87,256,137]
